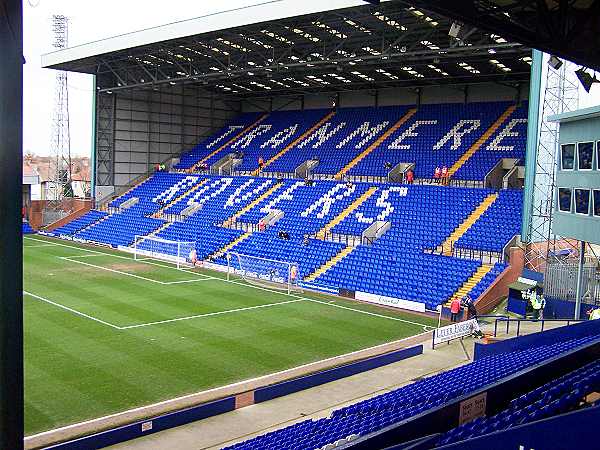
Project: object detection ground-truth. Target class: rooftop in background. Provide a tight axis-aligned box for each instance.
[41,0,531,98]
[549,104,600,123]
[23,155,91,183]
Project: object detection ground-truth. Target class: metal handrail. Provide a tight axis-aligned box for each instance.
[493,317,587,337]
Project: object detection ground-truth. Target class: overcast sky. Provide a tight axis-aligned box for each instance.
[23,0,600,157]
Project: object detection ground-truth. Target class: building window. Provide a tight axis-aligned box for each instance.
[561,144,575,170]
[594,190,600,216]
[575,189,590,215]
[578,142,594,170]
[558,188,572,212]
[597,141,600,170]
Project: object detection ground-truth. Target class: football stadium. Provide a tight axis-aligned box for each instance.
[3,0,600,449]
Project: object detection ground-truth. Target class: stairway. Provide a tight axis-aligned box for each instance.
[335,108,417,180]
[152,179,209,218]
[253,110,336,175]
[304,246,354,282]
[222,182,283,227]
[446,264,494,305]
[448,105,517,177]
[316,186,378,239]
[190,114,269,173]
[439,193,498,255]
[208,231,252,260]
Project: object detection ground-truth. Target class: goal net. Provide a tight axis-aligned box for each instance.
[226,252,298,294]
[133,235,197,269]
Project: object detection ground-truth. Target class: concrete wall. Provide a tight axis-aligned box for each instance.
[475,247,525,315]
[28,199,93,230]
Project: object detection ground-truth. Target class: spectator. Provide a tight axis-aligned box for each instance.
[258,156,264,169]
[346,180,353,189]
[441,165,448,185]
[155,163,160,172]
[258,220,266,232]
[384,161,393,171]
[434,166,441,183]
[539,294,546,319]
[471,318,484,339]
[587,307,600,320]
[160,163,166,171]
[462,295,477,319]
[189,248,197,267]
[450,297,461,322]
[405,169,414,185]
[303,234,309,246]
[530,291,543,319]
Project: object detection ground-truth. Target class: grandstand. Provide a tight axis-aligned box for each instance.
[6,0,596,449]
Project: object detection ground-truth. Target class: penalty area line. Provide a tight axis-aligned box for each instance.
[23,291,123,330]
[29,236,435,330]
[119,298,305,330]
[305,298,436,330]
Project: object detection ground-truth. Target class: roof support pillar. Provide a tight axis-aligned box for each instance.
[521,49,543,243]
[0,1,25,448]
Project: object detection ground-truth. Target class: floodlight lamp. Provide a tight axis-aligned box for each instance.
[449,22,464,39]
[548,55,563,70]
[575,67,598,93]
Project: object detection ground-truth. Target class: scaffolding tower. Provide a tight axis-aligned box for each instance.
[45,15,72,224]
[524,55,579,271]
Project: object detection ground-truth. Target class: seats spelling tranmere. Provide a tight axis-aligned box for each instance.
[170,101,526,181]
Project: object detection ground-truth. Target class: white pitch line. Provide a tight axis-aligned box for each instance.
[305,297,436,330]
[120,298,305,330]
[61,253,111,259]
[60,257,168,285]
[28,236,435,330]
[23,243,60,248]
[24,291,122,330]
[164,278,212,285]
[26,236,211,280]
[59,256,209,286]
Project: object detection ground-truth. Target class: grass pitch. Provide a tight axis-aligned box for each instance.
[23,235,437,435]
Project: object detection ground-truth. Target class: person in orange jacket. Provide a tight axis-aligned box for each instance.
[450,297,462,322]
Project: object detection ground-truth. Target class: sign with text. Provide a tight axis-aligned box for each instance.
[433,319,477,346]
[355,291,426,312]
[459,392,487,425]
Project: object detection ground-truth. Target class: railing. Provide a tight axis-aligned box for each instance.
[449,179,484,188]
[228,221,259,232]
[453,246,503,264]
[492,317,587,338]
[106,158,175,204]
[502,234,520,262]
[311,231,361,246]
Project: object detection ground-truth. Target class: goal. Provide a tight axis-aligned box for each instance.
[226,252,298,294]
[133,235,197,269]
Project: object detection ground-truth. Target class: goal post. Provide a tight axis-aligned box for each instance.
[133,235,196,269]
[226,252,298,294]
